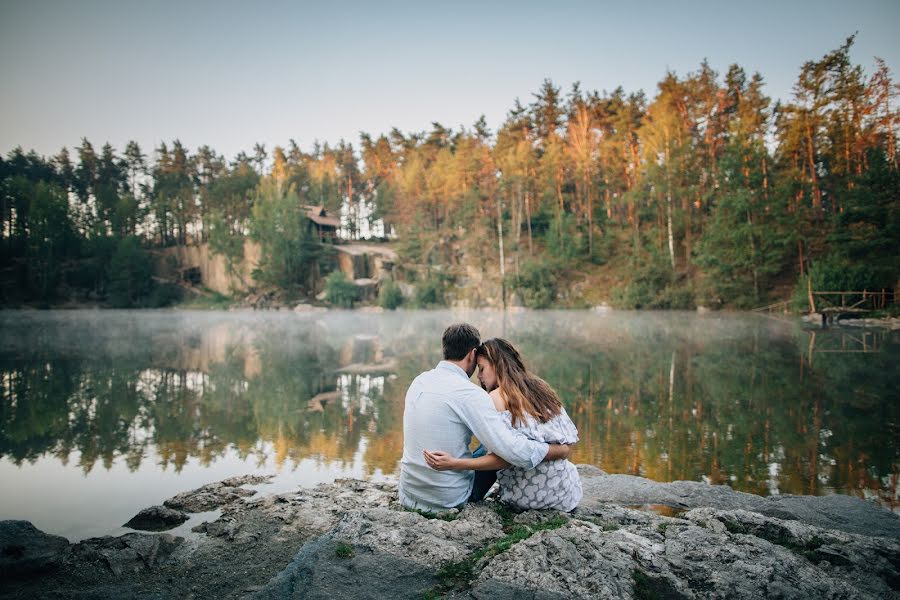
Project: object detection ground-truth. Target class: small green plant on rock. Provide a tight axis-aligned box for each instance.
[334,542,354,558]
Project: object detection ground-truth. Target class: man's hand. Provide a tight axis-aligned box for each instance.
[423,450,458,471]
[544,443,571,462]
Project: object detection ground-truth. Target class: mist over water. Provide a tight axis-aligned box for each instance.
[1,309,897,540]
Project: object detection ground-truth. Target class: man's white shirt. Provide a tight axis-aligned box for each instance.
[399,361,549,511]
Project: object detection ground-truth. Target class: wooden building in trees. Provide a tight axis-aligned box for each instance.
[304,205,341,242]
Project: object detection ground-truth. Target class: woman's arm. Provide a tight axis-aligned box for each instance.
[423,450,510,471]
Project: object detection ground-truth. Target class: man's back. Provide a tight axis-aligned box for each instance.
[399,362,480,511]
[399,361,549,512]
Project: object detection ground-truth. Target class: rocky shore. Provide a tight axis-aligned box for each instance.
[2,467,899,599]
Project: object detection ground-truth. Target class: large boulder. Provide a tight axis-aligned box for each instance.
[0,520,70,578]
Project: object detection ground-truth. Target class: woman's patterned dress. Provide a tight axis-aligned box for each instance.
[496,407,582,511]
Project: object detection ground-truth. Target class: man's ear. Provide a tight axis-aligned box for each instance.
[468,347,478,362]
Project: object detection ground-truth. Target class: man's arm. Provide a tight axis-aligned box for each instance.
[544,443,571,461]
[424,444,570,471]
[453,388,549,469]
[423,450,509,471]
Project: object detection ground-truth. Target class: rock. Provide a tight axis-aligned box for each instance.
[7,474,899,600]
[247,535,438,600]
[164,474,273,512]
[331,504,504,565]
[397,282,415,300]
[307,390,341,412]
[293,303,326,313]
[123,505,188,531]
[576,464,607,478]
[840,316,900,330]
[0,520,70,578]
[72,532,183,576]
[578,472,900,540]
[473,505,900,599]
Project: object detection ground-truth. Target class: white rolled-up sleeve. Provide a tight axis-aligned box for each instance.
[453,389,549,469]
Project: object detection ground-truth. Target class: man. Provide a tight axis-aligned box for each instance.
[399,323,570,512]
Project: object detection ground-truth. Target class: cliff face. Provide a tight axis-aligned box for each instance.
[153,240,261,295]
[154,242,397,299]
[3,467,899,599]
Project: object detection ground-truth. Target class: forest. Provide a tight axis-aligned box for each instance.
[1,37,897,310]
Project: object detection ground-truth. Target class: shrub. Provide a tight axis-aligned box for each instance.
[414,273,450,307]
[378,280,403,310]
[507,260,558,309]
[324,271,358,308]
[107,236,154,308]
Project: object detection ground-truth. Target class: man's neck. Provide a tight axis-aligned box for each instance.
[442,359,471,378]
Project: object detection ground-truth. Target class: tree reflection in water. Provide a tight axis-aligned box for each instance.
[0,310,897,511]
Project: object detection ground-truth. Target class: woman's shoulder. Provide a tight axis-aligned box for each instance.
[489,388,507,412]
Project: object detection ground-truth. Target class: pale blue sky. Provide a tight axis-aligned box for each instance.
[1,0,898,161]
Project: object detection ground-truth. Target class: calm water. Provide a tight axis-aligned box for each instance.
[1,310,897,540]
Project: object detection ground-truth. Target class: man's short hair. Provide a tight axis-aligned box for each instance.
[442,323,481,361]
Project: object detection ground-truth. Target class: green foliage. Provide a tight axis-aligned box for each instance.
[413,272,450,307]
[107,236,154,308]
[695,189,792,308]
[23,181,75,299]
[2,42,897,310]
[807,255,883,292]
[177,289,233,310]
[249,181,326,293]
[507,259,559,308]
[207,210,245,284]
[612,245,693,309]
[378,279,404,309]
[825,151,900,289]
[324,271,358,307]
[544,212,587,262]
[334,542,354,558]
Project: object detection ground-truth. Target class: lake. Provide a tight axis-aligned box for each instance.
[1,309,897,540]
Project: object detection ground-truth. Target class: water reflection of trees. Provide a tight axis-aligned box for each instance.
[0,319,406,475]
[0,312,896,509]
[509,316,898,509]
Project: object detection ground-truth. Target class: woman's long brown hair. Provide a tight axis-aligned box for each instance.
[476,338,562,428]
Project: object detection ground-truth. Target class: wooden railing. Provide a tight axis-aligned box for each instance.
[809,290,894,313]
[753,289,895,314]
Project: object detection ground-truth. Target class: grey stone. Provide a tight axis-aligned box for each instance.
[247,535,437,600]
[163,474,273,512]
[124,505,188,531]
[578,471,900,540]
[72,532,183,576]
[6,472,899,600]
[0,520,70,578]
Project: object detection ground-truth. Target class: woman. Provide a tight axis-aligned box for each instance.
[423,338,582,511]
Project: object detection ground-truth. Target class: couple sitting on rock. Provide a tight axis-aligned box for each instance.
[399,323,582,513]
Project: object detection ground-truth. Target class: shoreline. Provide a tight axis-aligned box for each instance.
[3,467,899,599]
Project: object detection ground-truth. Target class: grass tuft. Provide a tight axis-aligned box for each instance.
[334,542,354,558]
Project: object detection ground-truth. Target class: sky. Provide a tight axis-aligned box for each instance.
[1,0,899,162]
